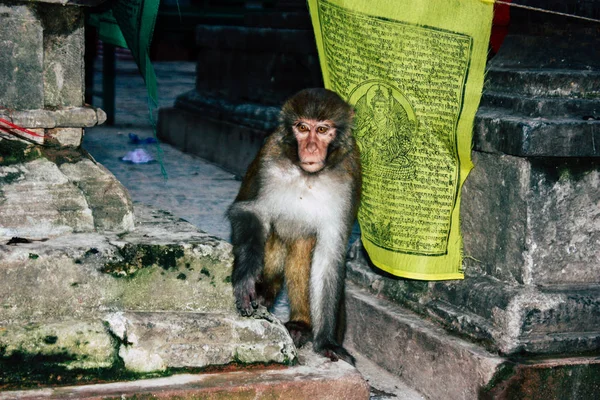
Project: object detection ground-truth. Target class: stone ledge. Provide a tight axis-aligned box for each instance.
[0,106,107,129]
[0,347,369,400]
[474,107,600,157]
[0,204,297,380]
[344,283,505,400]
[157,106,268,176]
[480,92,600,118]
[484,67,600,98]
[174,90,280,132]
[345,283,600,400]
[346,241,600,356]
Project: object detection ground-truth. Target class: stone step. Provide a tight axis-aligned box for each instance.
[0,347,369,400]
[348,345,426,400]
[344,283,600,400]
[344,283,505,400]
[0,204,296,382]
[474,107,600,157]
[484,68,600,98]
[481,91,600,118]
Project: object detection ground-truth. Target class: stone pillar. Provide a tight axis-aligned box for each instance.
[0,0,134,237]
[157,1,323,175]
[346,0,600,397]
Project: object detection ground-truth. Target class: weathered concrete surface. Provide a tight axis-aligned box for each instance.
[0,155,134,237]
[0,204,297,375]
[0,347,369,400]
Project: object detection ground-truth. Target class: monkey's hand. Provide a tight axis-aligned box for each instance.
[314,341,356,366]
[233,277,258,316]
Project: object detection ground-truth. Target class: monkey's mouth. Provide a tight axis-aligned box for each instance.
[300,161,325,173]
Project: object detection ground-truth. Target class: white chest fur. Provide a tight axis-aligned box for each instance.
[256,164,351,239]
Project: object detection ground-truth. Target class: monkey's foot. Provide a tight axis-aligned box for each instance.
[285,321,313,348]
[314,342,356,366]
[233,278,258,316]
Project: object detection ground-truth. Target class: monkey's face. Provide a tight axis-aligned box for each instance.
[293,119,336,173]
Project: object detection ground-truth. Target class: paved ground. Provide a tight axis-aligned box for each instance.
[84,59,424,400]
[85,61,239,240]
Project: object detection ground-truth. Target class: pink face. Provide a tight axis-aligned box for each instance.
[293,119,336,173]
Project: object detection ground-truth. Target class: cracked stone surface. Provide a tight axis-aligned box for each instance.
[0,204,297,372]
[0,156,134,237]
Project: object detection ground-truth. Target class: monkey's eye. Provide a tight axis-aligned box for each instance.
[297,123,309,133]
[316,126,329,134]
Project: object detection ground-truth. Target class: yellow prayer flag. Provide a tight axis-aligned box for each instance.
[308,0,494,280]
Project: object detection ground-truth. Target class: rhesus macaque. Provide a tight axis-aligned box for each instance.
[227,88,361,365]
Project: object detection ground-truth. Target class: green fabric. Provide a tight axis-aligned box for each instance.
[89,0,166,177]
[308,0,493,280]
[111,0,160,107]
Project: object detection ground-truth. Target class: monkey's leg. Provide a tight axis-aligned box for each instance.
[229,207,267,316]
[284,236,316,348]
[257,233,286,310]
[310,233,356,365]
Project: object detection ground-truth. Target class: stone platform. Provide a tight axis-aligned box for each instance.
[0,205,296,378]
[0,347,368,400]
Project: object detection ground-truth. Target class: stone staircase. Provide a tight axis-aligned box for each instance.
[476,66,600,158]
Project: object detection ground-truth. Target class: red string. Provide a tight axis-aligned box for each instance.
[0,117,47,138]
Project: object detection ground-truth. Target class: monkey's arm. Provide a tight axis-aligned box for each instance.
[228,203,267,316]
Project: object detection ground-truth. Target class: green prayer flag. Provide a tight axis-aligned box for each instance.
[308,0,494,280]
[111,0,160,107]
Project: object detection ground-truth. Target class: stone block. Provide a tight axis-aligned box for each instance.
[41,4,85,108]
[0,320,116,370]
[0,4,44,110]
[0,204,299,380]
[48,127,83,147]
[54,107,101,127]
[345,284,505,400]
[484,67,600,99]
[345,282,600,399]
[474,108,600,157]
[346,242,600,356]
[0,157,95,237]
[59,159,134,232]
[461,152,529,283]
[104,311,296,372]
[480,92,600,118]
[0,107,104,130]
[462,152,600,285]
[0,152,136,237]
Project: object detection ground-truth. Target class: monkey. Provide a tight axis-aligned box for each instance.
[227,88,361,365]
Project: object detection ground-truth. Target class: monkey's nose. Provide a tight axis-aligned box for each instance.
[307,142,318,153]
